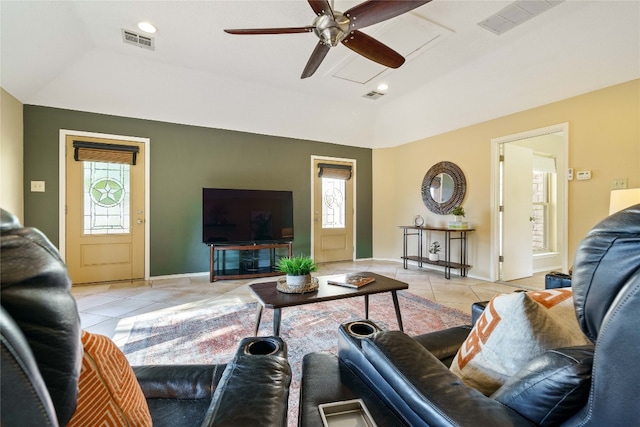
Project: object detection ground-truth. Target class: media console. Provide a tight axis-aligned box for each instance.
[208,242,293,282]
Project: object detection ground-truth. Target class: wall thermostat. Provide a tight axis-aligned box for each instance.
[577,170,592,180]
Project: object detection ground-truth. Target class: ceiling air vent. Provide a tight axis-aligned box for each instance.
[478,0,563,35]
[363,91,385,100]
[122,29,155,51]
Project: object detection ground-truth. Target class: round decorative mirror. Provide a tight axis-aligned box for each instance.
[421,161,466,214]
[429,173,454,203]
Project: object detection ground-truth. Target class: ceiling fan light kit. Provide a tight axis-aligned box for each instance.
[224,0,431,79]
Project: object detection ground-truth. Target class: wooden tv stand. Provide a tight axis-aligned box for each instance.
[208,242,292,282]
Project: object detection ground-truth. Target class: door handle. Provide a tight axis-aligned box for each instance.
[137,219,144,225]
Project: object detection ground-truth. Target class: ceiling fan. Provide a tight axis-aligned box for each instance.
[224,0,431,79]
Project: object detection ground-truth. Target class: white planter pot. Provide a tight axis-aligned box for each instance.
[286,274,310,289]
[428,253,439,262]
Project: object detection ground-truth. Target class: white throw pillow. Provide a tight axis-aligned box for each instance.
[449,289,591,396]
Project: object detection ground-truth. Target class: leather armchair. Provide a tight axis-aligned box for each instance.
[338,205,640,426]
[0,209,291,427]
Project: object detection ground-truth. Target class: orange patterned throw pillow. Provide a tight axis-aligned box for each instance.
[450,289,591,396]
[68,331,152,427]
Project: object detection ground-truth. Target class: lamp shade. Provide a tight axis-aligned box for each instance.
[609,188,640,215]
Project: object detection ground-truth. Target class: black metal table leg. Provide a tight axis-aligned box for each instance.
[254,304,263,336]
[444,230,451,279]
[418,228,423,268]
[391,291,403,331]
[364,295,369,319]
[402,228,408,268]
[273,308,282,336]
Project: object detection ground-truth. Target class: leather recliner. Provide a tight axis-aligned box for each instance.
[338,205,640,426]
[0,209,292,427]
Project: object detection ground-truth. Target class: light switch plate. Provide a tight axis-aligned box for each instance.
[612,178,628,189]
[30,181,45,192]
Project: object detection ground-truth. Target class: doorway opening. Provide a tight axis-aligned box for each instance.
[491,123,569,282]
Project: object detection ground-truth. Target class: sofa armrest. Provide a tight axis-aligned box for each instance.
[363,331,532,427]
[413,325,471,367]
[472,301,487,325]
[133,365,226,400]
[202,355,291,427]
[545,272,572,289]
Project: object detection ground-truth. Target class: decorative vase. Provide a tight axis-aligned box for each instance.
[455,215,463,222]
[428,253,439,262]
[286,274,310,289]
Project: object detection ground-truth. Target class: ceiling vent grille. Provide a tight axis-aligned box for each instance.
[478,0,563,35]
[122,29,155,50]
[363,91,385,100]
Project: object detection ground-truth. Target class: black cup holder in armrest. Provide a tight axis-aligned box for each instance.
[338,320,383,363]
[243,337,282,356]
[346,321,380,338]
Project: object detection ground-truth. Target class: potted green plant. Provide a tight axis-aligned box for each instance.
[428,241,441,262]
[451,206,465,221]
[276,254,317,288]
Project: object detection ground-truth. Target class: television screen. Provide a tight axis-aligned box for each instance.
[202,188,294,244]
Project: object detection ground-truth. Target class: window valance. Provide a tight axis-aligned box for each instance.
[73,141,139,165]
[317,163,352,180]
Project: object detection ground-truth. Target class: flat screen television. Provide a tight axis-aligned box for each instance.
[202,188,294,244]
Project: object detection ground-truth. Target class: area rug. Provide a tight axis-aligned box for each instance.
[121,290,470,426]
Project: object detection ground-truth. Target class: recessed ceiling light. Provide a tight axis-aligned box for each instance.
[377,83,389,92]
[138,22,157,34]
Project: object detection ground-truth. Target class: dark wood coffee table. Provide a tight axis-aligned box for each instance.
[249,272,408,336]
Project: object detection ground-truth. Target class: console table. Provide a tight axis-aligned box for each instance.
[399,226,474,279]
[209,242,292,282]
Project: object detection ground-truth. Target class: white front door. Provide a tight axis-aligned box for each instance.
[312,158,355,263]
[502,143,534,281]
[65,135,146,284]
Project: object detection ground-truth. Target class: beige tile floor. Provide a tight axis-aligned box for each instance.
[71,260,546,344]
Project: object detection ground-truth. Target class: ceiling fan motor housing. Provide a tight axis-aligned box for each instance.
[313,13,350,47]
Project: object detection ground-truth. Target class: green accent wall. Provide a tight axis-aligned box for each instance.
[23,105,372,276]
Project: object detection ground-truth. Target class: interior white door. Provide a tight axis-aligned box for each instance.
[502,143,533,281]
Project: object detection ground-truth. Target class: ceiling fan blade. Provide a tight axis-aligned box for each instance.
[307,0,333,16]
[341,30,404,68]
[344,0,431,31]
[224,27,314,35]
[301,42,331,79]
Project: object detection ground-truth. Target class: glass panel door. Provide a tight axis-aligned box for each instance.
[321,177,346,229]
[83,161,131,235]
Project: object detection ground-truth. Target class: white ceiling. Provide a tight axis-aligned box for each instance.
[1,0,639,148]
